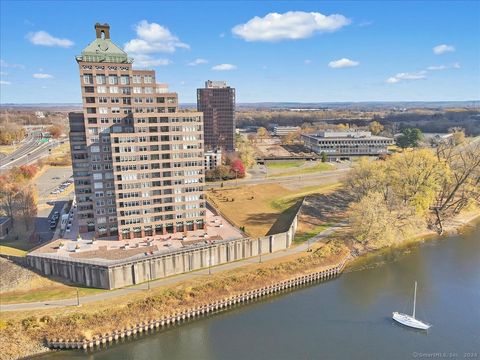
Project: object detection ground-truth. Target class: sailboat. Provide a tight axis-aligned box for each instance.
[393,281,431,330]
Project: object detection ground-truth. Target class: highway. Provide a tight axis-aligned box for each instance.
[0,130,64,171]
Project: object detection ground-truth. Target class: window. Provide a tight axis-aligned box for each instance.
[93,173,103,180]
[133,87,142,94]
[120,75,130,85]
[84,86,94,93]
[108,75,118,85]
[98,97,108,103]
[144,87,153,94]
[96,75,106,84]
[109,86,119,94]
[111,97,120,103]
[144,75,153,84]
[91,146,100,153]
[100,117,109,124]
[97,86,107,93]
[83,74,93,84]
[99,107,108,114]
[132,75,142,84]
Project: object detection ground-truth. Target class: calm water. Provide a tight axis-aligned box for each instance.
[39,225,480,360]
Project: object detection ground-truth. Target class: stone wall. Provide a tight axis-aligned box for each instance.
[27,201,301,290]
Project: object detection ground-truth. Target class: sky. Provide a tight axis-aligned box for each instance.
[0,0,479,104]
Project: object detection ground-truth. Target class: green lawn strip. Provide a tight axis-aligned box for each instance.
[265,160,304,169]
[267,162,334,178]
[293,224,333,245]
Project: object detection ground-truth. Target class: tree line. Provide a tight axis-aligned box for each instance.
[345,138,480,249]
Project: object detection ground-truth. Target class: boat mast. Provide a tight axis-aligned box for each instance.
[413,281,417,318]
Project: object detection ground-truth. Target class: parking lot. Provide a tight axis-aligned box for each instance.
[33,166,74,244]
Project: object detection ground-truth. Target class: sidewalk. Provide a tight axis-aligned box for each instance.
[0,223,345,312]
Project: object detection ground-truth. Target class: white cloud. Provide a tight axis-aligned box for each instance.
[188,58,208,66]
[212,64,237,71]
[0,59,25,69]
[0,71,8,76]
[133,55,172,68]
[304,59,312,65]
[26,31,74,48]
[386,77,400,84]
[427,63,461,71]
[427,65,447,71]
[33,73,53,79]
[232,11,350,42]
[433,44,455,55]
[328,58,359,68]
[386,71,427,84]
[0,80,11,85]
[124,20,189,54]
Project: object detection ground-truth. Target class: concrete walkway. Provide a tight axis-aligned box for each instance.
[0,224,344,312]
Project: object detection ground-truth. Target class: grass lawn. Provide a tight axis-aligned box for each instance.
[0,285,104,304]
[207,182,340,237]
[293,224,332,245]
[0,245,28,257]
[268,162,334,178]
[266,160,304,169]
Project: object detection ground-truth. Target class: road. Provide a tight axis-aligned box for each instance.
[0,130,65,171]
[0,224,344,312]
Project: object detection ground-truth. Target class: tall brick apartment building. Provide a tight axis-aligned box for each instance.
[197,80,235,152]
[70,23,205,240]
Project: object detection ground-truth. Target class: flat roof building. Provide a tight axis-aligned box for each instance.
[273,126,300,136]
[204,149,222,170]
[197,80,235,152]
[302,130,394,160]
[70,23,205,240]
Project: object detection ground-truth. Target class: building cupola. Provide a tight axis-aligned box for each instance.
[95,23,110,39]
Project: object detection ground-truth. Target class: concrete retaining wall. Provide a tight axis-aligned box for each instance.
[46,256,349,350]
[27,201,302,290]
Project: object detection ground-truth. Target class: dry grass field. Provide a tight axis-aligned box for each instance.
[207,182,341,237]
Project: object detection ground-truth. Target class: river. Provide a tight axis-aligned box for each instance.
[39,224,480,360]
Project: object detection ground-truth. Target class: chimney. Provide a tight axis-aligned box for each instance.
[95,23,110,40]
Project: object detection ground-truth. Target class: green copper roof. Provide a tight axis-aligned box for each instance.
[77,37,132,63]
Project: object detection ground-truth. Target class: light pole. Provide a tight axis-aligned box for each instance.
[76,288,80,306]
[235,169,239,186]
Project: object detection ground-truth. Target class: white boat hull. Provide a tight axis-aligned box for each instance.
[393,312,431,330]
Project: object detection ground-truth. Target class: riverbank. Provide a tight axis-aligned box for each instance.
[1,209,479,360]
